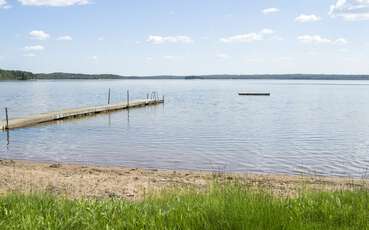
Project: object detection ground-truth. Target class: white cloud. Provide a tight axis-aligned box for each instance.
[97,36,104,41]
[260,28,275,35]
[307,50,319,56]
[262,8,280,15]
[24,45,45,51]
[23,53,36,57]
[295,14,321,23]
[162,55,183,61]
[29,30,50,40]
[298,35,348,45]
[0,0,11,9]
[298,35,331,44]
[335,38,348,44]
[216,53,231,59]
[163,55,175,60]
[244,57,264,63]
[271,35,284,41]
[220,33,262,43]
[57,35,72,41]
[338,48,350,52]
[147,35,193,44]
[220,29,275,43]
[274,57,294,62]
[329,0,369,21]
[88,56,98,63]
[18,0,89,7]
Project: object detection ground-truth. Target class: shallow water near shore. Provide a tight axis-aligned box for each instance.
[1,79,369,177]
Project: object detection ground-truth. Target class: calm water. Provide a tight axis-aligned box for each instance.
[1,80,369,177]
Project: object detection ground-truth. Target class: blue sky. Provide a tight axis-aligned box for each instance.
[0,0,369,75]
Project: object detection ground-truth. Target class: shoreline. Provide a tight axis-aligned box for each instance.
[0,159,367,200]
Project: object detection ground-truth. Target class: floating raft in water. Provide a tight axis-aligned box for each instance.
[238,93,270,96]
[1,99,163,130]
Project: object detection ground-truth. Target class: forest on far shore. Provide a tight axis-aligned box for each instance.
[2,68,369,80]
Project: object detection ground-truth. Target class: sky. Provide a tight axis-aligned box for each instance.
[0,0,369,76]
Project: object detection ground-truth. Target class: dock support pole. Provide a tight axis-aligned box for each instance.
[108,88,111,105]
[146,93,149,104]
[127,90,130,107]
[5,107,9,130]
[162,95,165,102]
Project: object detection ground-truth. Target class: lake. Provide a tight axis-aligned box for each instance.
[1,80,369,177]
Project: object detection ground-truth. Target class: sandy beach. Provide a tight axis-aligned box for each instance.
[0,159,367,200]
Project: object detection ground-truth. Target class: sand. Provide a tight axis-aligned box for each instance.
[0,159,367,200]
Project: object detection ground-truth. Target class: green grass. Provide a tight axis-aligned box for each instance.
[0,183,369,229]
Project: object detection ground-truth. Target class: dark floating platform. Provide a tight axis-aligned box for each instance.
[238,93,270,96]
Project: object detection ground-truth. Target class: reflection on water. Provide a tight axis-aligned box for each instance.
[6,130,9,148]
[1,79,369,177]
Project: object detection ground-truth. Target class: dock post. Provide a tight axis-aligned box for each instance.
[127,90,130,107]
[162,95,164,102]
[108,88,111,105]
[5,107,9,130]
[146,93,149,104]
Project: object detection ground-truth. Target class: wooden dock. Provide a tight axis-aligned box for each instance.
[1,99,163,130]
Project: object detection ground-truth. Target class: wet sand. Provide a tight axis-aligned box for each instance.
[0,160,367,200]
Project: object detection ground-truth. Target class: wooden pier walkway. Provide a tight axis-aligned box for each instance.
[1,99,164,130]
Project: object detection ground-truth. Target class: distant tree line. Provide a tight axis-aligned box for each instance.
[1,68,369,81]
[0,69,35,80]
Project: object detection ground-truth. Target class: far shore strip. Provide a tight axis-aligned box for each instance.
[0,160,367,200]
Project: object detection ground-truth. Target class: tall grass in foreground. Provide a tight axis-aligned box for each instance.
[0,183,369,229]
